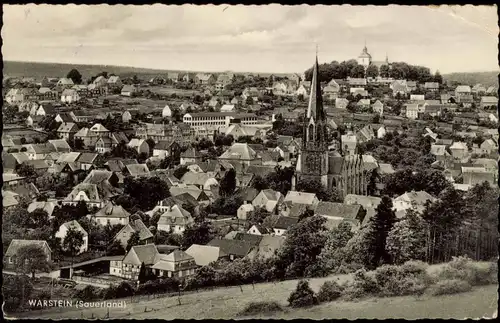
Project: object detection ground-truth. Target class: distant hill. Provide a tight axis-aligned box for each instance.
[3,61,287,81]
[443,71,498,88]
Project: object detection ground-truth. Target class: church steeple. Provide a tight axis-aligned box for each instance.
[306,54,326,122]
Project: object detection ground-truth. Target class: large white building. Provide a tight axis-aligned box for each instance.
[182,112,261,135]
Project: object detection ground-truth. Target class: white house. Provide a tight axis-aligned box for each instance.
[220,104,236,112]
[392,191,436,217]
[127,138,150,156]
[93,202,131,226]
[61,89,80,103]
[55,220,88,254]
[377,125,386,138]
[157,205,194,235]
[121,85,137,97]
[237,202,255,220]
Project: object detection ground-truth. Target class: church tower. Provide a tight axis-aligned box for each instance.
[295,54,329,189]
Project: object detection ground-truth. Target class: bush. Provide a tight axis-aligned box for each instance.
[437,256,498,286]
[334,262,365,275]
[113,281,135,298]
[317,281,344,303]
[288,280,318,308]
[374,262,431,297]
[426,279,472,296]
[75,285,102,301]
[341,269,379,301]
[238,301,284,316]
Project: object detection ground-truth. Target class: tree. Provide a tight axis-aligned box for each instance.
[379,64,390,78]
[434,70,443,84]
[123,177,170,211]
[4,105,18,121]
[219,168,236,197]
[16,163,36,178]
[67,69,82,84]
[350,65,366,78]
[246,207,271,228]
[2,275,33,312]
[15,245,51,279]
[386,210,427,264]
[181,222,216,249]
[63,226,84,270]
[274,215,328,278]
[106,239,126,256]
[245,96,254,105]
[366,64,379,78]
[126,231,140,251]
[316,222,355,274]
[138,262,147,284]
[295,178,341,202]
[288,280,318,308]
[365,196,397,268]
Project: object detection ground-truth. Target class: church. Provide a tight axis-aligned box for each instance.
[293,55,368,198]
[357,42,391,70]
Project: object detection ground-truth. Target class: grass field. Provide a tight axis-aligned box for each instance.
[12,263,498,320]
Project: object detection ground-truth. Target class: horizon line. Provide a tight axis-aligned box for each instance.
[3,59,498,77]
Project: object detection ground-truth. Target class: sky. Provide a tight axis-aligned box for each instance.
[2,4,498,74]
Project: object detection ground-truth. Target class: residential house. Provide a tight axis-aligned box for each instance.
[340,133,358,155]
[151,249,197,279]
[479,139,497,155]
[372,100,384,116]
[252,189,283,214]
[93,201,131,226]
[57,78,74,88]
[61,89,80,103]
[121,85,137,97]
[76,152,99,170]
[25,143,55,160]
[272,216,299,236]
[219,143,261,167]
[220,104,236,112]
[4,240,51,270]
[57,122,79,142]
[391,80,408,96]
[180,147,203,165]
[215,74,233,91]
[406,81,418,92]
[95,137,113,154]
[405,103,419,120]
[55,220,88,254]
[48,139,72,153]
[114,218,154,249]
[461,167,495,186]
[157,205,194,235]
[121,244,160,280]
[314,202,364,231]
[63,183,104,208]
[127,139,150,156]
[70,110,96,123]
[237,202,255,220]
[424,82,440,92]
[194,73,216,85]
[455,85,472,97]
[207,238,255,261]
[335,98,349,109]
[124,164,150,178]
[74,127,98,146]
[357,98,371,109]
[392,191,437,217]
[107,76,122,89]
[247,224,271,236]
[283,191,319,211]
[449,141,469,159]
[185,244,225,267]
[480,96,498,109]
[35,104,56,117]
[122,110,139,123]
[153,140,181,159]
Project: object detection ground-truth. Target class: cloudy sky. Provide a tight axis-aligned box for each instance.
[2,4,498,74]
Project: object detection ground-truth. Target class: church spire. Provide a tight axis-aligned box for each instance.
[306,53,325,122]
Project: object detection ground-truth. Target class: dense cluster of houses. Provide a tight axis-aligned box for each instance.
[2,54,498,286]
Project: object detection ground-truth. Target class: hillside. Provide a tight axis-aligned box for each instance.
[3,61,287,81]
[443,71,498,88]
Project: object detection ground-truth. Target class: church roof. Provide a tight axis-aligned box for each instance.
[306,55,326,122]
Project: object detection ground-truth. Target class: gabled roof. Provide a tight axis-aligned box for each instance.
[219,143,258,160]
[126,244,160,265]
[5,239,51,257]
[207,238,255,257]
[77,152,98,164]
[160,249,194,263]
[95,201,131,218]
[185,244,224,266]
[49,139,72,152]
[158,205,193,226]
[273,216,299,230]
[61,220,88,236]
[125,164,150,177]
[284,191,317,205]
[233,232,263,246]
[127,218,154,241]
[314,202,361,220]
[57,122,78,133]
[393,191,436,205]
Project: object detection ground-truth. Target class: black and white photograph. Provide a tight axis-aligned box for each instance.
[1,3,498,320]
